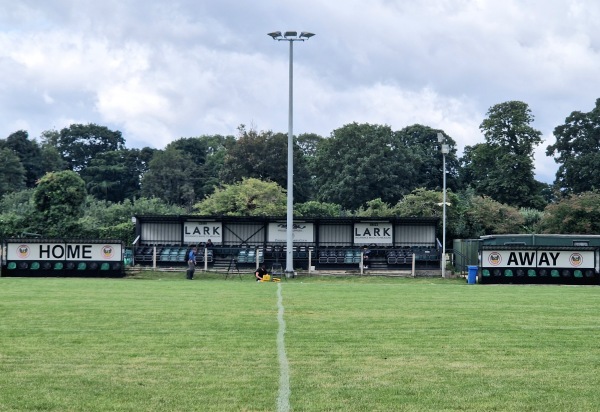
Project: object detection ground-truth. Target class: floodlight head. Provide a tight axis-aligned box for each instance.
[300,32,315,39]
[268,31,282,39]
[441,144,450,154]
[284,31,298,38]
[437,132,444,143]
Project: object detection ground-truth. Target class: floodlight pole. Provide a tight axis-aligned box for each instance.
[437,133,449,278]
[268,31,315,278]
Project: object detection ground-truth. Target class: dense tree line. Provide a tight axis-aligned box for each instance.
[2,98,600,244]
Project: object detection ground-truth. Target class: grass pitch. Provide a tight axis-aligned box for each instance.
[0,272,599,411]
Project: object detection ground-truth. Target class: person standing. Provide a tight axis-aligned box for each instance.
[362,245,371,269]
[186,247,197,279]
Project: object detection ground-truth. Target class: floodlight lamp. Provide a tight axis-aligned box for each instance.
[284,31,298,38]
[300,32,315,39]
[437,132,444,143]
[268,31,282,39]
[442,144,450,154]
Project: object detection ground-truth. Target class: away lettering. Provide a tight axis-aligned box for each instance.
[506,251,560,267]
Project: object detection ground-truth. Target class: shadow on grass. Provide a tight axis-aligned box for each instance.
[125,268,465,285]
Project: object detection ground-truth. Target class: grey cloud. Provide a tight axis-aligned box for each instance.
[1,0,600,184]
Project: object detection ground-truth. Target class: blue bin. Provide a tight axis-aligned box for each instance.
[467,265,478,284]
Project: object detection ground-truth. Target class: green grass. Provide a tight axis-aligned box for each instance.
[0,272,599,411]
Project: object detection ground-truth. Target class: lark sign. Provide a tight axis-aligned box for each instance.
[482,250,595,269]
[183,221,223,243]
[7,243,122,262]
[354,222,392,245]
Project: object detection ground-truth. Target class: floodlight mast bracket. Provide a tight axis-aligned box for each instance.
[268,31,315,42]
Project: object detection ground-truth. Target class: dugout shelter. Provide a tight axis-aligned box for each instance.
[1,238,125,278]
[478,234,600,285]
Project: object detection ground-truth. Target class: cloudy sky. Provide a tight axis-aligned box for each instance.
[1,1,599,183]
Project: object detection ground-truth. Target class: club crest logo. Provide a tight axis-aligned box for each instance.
[569,253,583,267]
[17,245,30,259]
[102,245,114,259]
[488,252,502,266]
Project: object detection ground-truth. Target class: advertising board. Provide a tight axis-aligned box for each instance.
[268,222,314,243]
[353,222,393,245]
[481,250,594,269]
[183,221,223,243]
[7,243,122,262]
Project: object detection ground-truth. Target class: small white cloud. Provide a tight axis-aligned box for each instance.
[42,92,54,104]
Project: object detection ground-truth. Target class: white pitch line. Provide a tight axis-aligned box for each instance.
[276,283,290,412]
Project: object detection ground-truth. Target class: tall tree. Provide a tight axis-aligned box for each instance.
[0,130,44,187]
[313,122,415,210]
[297,133,324,159]
[0,148,26,197]
[168,137,208,164]
[395,125,460,192]
[462,101,546,209]
[546,98,600,196]
[199,134,235,196]
[79,148,152,202]
[297,132,325,200]
[460,144,486,192]
[166,137,213,201]
[31,170,87,237]
[220,125,311,202]
[39,142,67,174]
[140,147,198,209]
[43,124,125,171]
[481,101,542,154]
